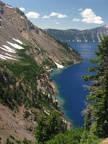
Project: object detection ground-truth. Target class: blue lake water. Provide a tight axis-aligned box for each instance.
[50,42,99,127]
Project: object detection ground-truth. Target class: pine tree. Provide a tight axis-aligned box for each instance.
[82,36,108,138]
[35,111,67,143]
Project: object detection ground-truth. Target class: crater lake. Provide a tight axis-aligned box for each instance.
[50,42,99,127]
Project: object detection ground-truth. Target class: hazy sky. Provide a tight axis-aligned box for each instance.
[3,0,108,30]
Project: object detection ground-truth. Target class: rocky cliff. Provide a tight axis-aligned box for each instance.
[45,25,108,42]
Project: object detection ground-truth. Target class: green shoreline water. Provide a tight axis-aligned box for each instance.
[50,68,74,126]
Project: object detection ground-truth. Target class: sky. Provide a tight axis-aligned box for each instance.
[2,0,108,30]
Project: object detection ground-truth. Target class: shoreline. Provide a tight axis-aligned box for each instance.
[50,60,83,129]
[50,67,75,129]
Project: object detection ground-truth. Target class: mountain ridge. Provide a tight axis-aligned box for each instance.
[0,1,82,65]
[45,25,108,42]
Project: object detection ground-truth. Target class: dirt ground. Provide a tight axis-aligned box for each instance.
[0,104,35,143]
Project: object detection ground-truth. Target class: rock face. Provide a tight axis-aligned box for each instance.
[45,26,108,42]
[0,1,82,65]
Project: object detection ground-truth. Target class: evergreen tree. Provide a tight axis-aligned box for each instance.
[35,116,48,143]
[45,127,83,144]
[83,104,93,132]
[82,36,108,138]
[35,111,67,143]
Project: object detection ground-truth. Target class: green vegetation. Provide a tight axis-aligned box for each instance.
[35,111,67,143]
[46,127,83,144]
[55,40,82,65]
[5,128,103,144]
[0,59,44,110]
[23,138,32,144]
[42,58,56,69]
[56,40,71,52]
[5,137,32,144]
[5,138,14,144]
[44,36,108,143]
[3,45,44,85]
[0,44,55,111]
[82,36,108,139]
[16,8,25,17]
[56,40,80,55]
[2,36,108,144]
[80,131,103,144]
[0,63,30,110]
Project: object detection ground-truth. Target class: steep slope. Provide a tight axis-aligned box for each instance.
[0,60,60,143]
[0,1,82,143]
[45,26,108,42]
[0,1,82,65]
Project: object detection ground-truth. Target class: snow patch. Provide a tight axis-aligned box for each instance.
[0,54,16,60]
[5,53,16,58]
[1,46,16,53]
[6,5,13,9]
[7,41,24,49]
[54,62,64,69]
[21,16,24,19]
[44,110,50,115]
[0,54,6,60]
[12,38,23,44]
